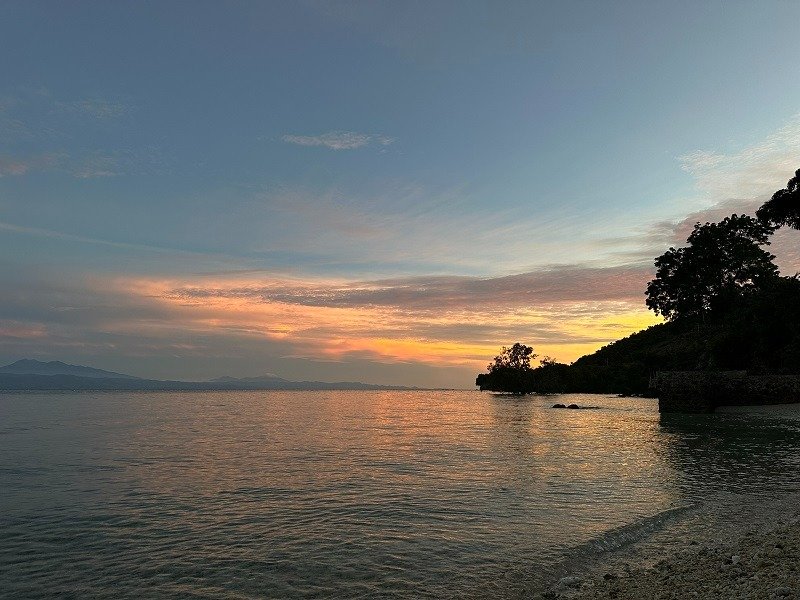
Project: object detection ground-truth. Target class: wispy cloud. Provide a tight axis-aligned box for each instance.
[0,86,143,178]
[55,98,131,120]
[596,114,800,274]
[71,154,121,178]
[679,113,800,200]
[281,130,394,150]
[0,219,229,258]
[651,201,800,275]
[670,115,800,273]
[239,181,592,272]
[0,156,35,176]
[136,263,658,369]
[0,153,119,178]
[0,261,659,386]
[166,265,652,313]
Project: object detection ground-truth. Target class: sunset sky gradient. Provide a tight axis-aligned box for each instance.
[2,1,800,387]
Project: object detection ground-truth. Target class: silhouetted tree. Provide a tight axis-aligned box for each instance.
[539,355,558,367]
[474,168,800,393]
[645,215,778,320]
[476,343,537,394]
[487,343,536,372]
[757,168,800,229]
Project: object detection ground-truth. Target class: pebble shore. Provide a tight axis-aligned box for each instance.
[544,518,800,600]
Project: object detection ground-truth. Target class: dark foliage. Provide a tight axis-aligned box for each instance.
[645,215,778,320]
[757,168,800,229]
[476,168,800,396]
[477,343,537,394]
[478,277,800,396]
[476,366,536,395]
[487,343,536,372]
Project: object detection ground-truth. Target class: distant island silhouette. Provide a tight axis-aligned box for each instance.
[0,359,421,392]
[477,168,800,402]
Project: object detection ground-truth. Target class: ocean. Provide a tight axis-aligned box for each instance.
[2,391,799,598]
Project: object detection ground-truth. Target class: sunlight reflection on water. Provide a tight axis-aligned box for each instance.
[1,391,799,598]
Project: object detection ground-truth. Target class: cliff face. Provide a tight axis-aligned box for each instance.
[652,371,800,413]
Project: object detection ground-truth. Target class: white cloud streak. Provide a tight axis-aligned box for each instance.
[55,98,131,120]
[281,130,394,150]
[597,113,800,273]
[679,113,800,200]
[0,220,230,258]
[166,265,652,313]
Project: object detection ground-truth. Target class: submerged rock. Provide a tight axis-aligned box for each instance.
[552,403,566,409]
[567,404,580,409]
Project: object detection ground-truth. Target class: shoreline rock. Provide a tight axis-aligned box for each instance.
[542,518,800,599]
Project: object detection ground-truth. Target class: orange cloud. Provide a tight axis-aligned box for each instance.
[0,320,48,339]
[90,268,662,370]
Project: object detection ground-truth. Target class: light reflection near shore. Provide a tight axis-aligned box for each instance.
[4,391,800,599]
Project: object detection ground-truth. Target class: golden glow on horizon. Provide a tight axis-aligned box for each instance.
[90,274,663,370]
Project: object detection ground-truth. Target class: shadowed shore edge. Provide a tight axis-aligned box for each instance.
[543,514,800,599]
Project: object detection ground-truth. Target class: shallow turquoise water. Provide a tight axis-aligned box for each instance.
[1,391,799,598]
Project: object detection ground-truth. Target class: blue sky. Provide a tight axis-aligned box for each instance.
[2,1,800,386]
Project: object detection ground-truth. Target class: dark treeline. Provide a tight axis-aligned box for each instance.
[476,169,800,396]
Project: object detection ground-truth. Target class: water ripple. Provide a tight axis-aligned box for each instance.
[2,391,800,598]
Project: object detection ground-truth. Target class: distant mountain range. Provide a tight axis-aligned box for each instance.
[0,359,140,380]
[0,359,420,391]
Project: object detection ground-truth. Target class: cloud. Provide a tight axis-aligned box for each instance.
[658,202,800,275]
[236,181,595,273]
[71,154,121,178]
[55,98,131,120]
[0,154,60,177]
[147,264,658,369]
[0,153,119,178]
[166,264,652,312]
[0,262,659,386]
[0,156,35,176]
[281,130,394,150]
[597,114,800,274]
[668,116,800,273]
[0,87,144,178]
[679,113,800,200]
[0,219,246,263]
[0,319,48,340]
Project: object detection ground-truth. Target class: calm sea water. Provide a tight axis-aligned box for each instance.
[2,391,800,599]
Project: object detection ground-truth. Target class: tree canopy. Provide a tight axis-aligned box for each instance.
[757,169,800,230]
[476,343,537,394]
[475,167,800,396]
[645,214,778,320]
[487,343,536,372]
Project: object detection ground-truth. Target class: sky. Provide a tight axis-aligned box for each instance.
[1,1,800,388]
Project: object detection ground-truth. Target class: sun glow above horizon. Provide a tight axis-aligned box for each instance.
[82,274,664,373]
[2,1,799,387]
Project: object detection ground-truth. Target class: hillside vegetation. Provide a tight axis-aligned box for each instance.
[477,169,800,396]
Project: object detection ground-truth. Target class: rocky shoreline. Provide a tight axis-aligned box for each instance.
[543,517,800,599]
